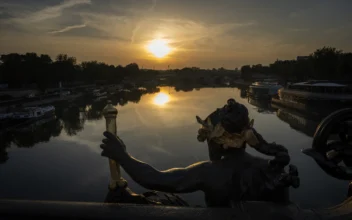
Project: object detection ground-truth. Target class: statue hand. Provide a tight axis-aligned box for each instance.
[197,128,210,142]
[100,131,127,161]
[269,151,290,168]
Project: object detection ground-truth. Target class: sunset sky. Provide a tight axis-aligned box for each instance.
[0,0,351,69]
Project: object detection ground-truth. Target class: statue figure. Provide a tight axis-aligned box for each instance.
[196,98,290,166]
[100,99,299,207]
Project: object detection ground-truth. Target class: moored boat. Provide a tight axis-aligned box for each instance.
[248,81,283,99]
[0,113,13,121]
[274,80,352,111]
[94,96,108,102]
[93,90,107,97]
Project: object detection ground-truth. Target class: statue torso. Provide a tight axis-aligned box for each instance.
[201,152,288,207]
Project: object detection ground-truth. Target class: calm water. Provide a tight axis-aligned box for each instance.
[0,87,349,208]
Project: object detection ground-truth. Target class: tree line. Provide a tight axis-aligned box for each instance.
[0,53,145,90]
[1,46,351,91]
[240,47,352,82]
[0,53,237,91]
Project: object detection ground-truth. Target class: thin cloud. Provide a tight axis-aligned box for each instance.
[131,0,157,44]
[22,0,91,23]
[49,24,86,34]
[79,12,130,41]
[140,19,256,51]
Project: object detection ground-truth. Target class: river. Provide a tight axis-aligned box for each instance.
[0,87,349,208]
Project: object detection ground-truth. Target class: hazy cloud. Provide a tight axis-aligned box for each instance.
[0,0,91,34]
[131,0,157,44]
[26,0,91,23]
[78,12,131,41]
[49,23,86,34]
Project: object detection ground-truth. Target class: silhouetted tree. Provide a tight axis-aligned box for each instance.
[311,47,342,79]
[239,46,352,82]
[125,63,139,75]
[240,65,252,81]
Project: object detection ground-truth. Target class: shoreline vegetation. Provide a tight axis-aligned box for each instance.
[0,46,351,94]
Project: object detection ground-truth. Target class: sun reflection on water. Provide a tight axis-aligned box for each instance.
[153,92,170,106]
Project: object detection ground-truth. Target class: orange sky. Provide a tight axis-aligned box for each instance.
[0,0,351,69]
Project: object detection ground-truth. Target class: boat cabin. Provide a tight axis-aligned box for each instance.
[288,81,352,94]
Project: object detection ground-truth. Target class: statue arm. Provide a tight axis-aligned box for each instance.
[115,152,210,193]
[246,128,290,167]
[101,131,213,193]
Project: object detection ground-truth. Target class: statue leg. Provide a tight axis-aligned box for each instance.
[230,165,291,204]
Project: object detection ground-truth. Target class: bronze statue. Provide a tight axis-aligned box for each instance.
[100,99,299,207]
[196,99,290,167]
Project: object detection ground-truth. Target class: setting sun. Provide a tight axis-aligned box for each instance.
[153,92,170,106]
[147,39,171,58]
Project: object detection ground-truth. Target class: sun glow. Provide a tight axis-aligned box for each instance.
[153,92,170,106]
[147,39,171,58]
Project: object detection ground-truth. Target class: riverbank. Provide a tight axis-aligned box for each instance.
[232,80,251,87]
[0,93,83,113]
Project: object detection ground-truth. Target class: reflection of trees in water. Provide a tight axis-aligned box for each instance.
[0,86,162,164]
[145,87,160,94]
[86,100,106,120]
[61,105,86,136]
[240,88,247,99]
[0,133,12,164]
[116,98,128,106]
[57,88,160,131]
[175,86,194,92]
[109,88,160,106]
[12,117,63,148]
[0,148,8,164]
[0,117,62,164]
[119,90,142,104]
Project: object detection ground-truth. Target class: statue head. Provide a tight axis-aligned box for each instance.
[221,99,250,134]
[196,99,251,150]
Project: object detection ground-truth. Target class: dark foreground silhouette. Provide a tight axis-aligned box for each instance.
[100,99,299,207]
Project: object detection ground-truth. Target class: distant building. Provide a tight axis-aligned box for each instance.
[297,56,309,61]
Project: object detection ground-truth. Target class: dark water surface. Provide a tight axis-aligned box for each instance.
[0,87,349,208]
